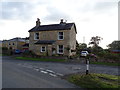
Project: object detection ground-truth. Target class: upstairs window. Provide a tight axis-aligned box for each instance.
[34,32,39,40]
[58,32,64,40]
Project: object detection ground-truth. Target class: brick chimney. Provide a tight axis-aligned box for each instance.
[36,18,41,26]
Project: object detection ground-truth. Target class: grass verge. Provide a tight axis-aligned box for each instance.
[91,61,120,66]
[65,73,120,88]
[15,57,66,62]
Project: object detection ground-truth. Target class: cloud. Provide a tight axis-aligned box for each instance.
[93,1,117,11]
[43,6,72,22]
[1,2,35,21]
[78,1,117,14]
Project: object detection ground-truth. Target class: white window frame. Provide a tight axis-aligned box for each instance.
[34,32,39,40]
[41,46,46,52]
[57,45,64,54]
[58,32,64,40]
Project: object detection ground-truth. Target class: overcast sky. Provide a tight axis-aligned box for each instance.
[0,0,119,48]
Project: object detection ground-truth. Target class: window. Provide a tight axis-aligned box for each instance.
[13,43,14,45]
[34,32,39,40]
[41,46,46,52]
[9,43,11,45]
[58,32,64,40]
[57,45,64,54]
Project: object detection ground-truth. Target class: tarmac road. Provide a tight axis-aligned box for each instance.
[2,56,119,88]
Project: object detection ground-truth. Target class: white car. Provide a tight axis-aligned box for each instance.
[81,51,89,57]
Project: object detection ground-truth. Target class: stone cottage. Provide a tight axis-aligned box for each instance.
[28,18,77,56]
[2,37,28,51]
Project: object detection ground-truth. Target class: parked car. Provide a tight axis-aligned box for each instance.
[80,51,89,57]
[14,49,21,54]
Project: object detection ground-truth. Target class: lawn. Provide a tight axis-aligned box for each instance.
[66,73,120,88]
[15,57,66,62]
[90,61,120,66]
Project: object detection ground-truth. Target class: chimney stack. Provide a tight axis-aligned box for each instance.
[60,19,64,24]
[36,18,41,26]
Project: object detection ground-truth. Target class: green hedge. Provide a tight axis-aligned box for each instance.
[97,51,120,61]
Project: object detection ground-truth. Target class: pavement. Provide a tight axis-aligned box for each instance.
[2,56,119,88]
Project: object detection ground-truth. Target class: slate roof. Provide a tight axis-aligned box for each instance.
[35,40,56,44]
[9,37,25,42]
[29,23,77,33]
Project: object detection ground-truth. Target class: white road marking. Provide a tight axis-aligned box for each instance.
[18,63,64,77]
[41,70,48,74]
[56,73,64,76]
[49,73,57,77]
[46,69,55,73]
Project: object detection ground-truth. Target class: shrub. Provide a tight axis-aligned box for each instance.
[2,47,8,50]
[97,51,120,62]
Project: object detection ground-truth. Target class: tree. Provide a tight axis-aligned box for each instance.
[89,36,103,47]
[79,43,87,49]
[107,40,120,50]
[76,41,87,55]
[76,40,80,55]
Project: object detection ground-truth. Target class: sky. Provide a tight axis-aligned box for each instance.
[0,0,119,49]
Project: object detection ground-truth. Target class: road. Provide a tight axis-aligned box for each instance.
[2,56,119,88]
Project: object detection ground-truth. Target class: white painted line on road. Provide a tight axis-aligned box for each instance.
[41,70,48,74]
[56,73,64,76]
[49,73,57,77]
[46,69,55,73]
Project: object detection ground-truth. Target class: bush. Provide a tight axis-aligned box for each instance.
[104,53,119,61]
[2,47,8,50]
[97,51,120,62]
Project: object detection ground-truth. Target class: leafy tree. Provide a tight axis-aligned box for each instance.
[79,43,87,49]
[91,45,103,53]
[107,40,120,50]
[76,40,80,50]
[76,41,87,55]
[89,36,103,47]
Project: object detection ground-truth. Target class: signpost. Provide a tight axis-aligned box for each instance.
[86,58,89,75]
[81,50,90,75]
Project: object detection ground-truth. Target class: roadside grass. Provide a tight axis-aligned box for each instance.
[0,53,10,56]
[90,61,120,66]
[66,73,120,88]
[15,57,66,62]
